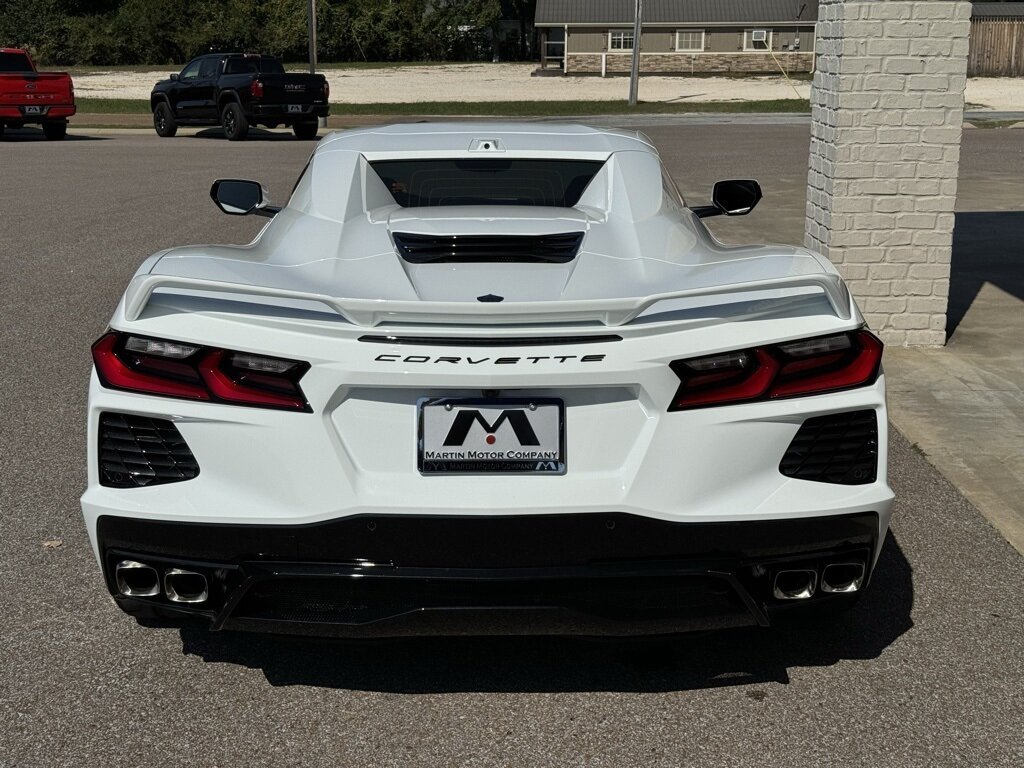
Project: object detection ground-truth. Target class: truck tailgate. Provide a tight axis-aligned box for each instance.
[0,72,74,107]
[257,74,327,105]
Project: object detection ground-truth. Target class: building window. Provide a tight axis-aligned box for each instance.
[609,30,634,51]
[744,29,773,51]
[675,29,705,52]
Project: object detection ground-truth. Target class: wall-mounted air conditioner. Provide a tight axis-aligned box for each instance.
[751,30,768,43]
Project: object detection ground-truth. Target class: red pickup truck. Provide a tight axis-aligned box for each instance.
[0,48,76,140]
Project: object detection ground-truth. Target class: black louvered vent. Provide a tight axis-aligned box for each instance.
[392,232,585,264]
[780,410,878,485]
[99,413,199,488]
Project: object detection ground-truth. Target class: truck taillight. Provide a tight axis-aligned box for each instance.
[250,79,264,98]
[668,331,883,411]
[323,80,329,99]
[92,332,311,412]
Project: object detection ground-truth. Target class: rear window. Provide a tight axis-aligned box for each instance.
[224,57,286,75]
[370,159,604,208]
[0,52,33,72]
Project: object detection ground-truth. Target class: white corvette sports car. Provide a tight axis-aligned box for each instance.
[83,123,892,636]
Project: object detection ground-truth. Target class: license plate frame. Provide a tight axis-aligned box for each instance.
[286,104,303,114]
[22,105,45,115]
[418,397,566,476]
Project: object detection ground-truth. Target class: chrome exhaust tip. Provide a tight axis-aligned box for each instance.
[773,569,817,600]
[115,560,161,597]
[821,562,865,594]
[164,568,209,604]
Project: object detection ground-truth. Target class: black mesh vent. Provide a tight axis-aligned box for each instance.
[780,410,878,485]
[99,413,199,488]
[392,232,584,264]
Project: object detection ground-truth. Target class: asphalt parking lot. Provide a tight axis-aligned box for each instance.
[1,124,1022,767]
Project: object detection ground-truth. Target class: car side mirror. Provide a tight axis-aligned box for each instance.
[210,179,279,218]
[693,179,763,218]
[170,73,179,81]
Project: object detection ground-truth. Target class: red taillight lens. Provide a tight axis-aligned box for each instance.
[669,331,883,411]
[323,80,329,100]
[250,79,264,98]
[91,332,310,412]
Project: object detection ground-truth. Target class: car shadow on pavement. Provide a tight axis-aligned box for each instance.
[948,210,1024,336]
[173,531,913,693]
[1,129,107,142]
[190,127,320,142]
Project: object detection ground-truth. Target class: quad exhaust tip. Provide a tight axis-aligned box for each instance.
[115,560,161,597]
[822,562,865,594]
[164,568,209,604]
[773,569,817,600]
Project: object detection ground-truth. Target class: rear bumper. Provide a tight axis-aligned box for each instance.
[0,105,75,121]
[250,103,329,120]
[98,511,880,637]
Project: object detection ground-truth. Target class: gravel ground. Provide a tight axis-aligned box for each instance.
[68,61,1024,110]
[0,127,1022,767]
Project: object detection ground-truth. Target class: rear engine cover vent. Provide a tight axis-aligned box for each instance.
[393,232,585,264]
[99,412,199,488]
[779,410,878,485]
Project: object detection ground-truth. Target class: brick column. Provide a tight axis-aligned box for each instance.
[805,0,972,346]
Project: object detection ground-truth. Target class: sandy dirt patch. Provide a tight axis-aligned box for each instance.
[71,62,1021,110]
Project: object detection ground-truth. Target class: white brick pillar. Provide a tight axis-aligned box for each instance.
[805,0,972,346]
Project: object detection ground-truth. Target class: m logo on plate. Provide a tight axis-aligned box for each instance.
[443,410,540,446]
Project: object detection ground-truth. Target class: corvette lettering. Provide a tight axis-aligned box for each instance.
[375,354,605,364]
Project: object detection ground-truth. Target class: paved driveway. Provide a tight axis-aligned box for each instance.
[1,127,1021,767]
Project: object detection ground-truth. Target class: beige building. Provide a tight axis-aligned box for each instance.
[535,0,818,75]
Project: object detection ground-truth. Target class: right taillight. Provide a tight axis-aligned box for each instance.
[91,332,310,412]
[669,330,883,411]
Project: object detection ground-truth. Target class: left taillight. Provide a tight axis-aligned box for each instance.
[91,332,311,412]
[669,330,883,411]
[250,79,264,98]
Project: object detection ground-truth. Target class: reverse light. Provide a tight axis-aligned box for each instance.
[91,332,310,411]
[669,331,883,411]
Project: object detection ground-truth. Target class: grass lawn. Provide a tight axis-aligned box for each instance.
[76,97,810,116]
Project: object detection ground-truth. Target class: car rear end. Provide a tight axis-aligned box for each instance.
[0,49,75,133]
[83,306,890,637]
[247,73,329,124]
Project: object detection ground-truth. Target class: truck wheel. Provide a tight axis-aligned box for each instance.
[293,120,319,140]
[153,102,177,137]
[221,102,249,141]
[42,121,67,141]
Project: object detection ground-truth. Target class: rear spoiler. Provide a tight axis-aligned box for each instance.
[122,272,854,327]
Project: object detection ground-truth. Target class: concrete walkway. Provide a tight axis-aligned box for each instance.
[885,283,1024,554]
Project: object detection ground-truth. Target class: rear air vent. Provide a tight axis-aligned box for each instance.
[99,413,199,488]
[779,410,878,485]
[392,232,585,264]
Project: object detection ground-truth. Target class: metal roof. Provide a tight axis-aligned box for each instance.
[972,3,1024,18]
[535,0,819,25]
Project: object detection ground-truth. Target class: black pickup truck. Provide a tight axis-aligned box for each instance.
[150,53,329,140]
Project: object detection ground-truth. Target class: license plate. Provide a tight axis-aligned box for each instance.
[418,398,565,475]
[287,104,302,113]
[23,105,44,115]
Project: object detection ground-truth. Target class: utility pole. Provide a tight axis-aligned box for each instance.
[308,0,326,128]
[627,0,643,106]
[307,0,318,74]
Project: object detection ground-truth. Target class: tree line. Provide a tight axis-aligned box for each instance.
[0,0,538,66]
